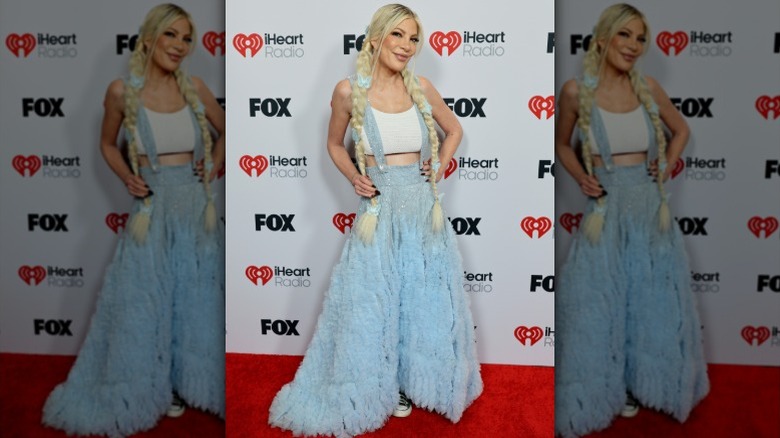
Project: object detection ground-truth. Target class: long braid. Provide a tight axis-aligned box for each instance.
[631,70,670,231]
[402,69,443,232]
[578,44,606,244]
[125,40,153,243]
[176,70,216,232]
[351,38,378,244]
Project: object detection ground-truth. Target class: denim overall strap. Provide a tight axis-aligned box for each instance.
[588,104,615,172]
[363,104,388,170]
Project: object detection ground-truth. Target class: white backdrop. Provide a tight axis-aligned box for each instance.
[0,0,225,354]
[554,0,780,366]
[225,0,556,366]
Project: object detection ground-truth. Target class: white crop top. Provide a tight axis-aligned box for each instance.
[135,106,196,155]
[360,105,423,156]
[588,105,650,155]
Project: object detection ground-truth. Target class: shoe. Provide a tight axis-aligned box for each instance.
[166,392,186,418]
[392,392,412,418]
[620,392,639,418]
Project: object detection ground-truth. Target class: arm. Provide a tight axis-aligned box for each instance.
[419,76,462,182]
[646,76,689,181]
[326,79,377,198]
[192,76,226,182]
[554,79,604,197]
[99,79,150,197]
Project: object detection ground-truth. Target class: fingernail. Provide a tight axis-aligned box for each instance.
[372,184,376,188]
[425,178,429,182]
[198,178,203,182]
[375,190,381,196]
[145,184,150,188]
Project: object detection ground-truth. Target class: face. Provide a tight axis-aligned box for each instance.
[148,17,193,73]
[601,17,646,74]
[372,18,419,73]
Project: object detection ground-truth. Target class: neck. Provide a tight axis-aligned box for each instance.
[145,64,178,90]
[598,65,632,89]
[371,62,405,90]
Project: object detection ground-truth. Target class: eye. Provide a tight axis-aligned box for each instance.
[617,31,630,38]
[637,36,646,43]
[411,37,419,43]
[164,31,176,37]
[184,36,193,43]
[391,31,403,37]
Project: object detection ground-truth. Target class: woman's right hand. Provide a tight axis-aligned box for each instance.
[352,172,379,198]
[123,174,152,198]
[578,174,606,198]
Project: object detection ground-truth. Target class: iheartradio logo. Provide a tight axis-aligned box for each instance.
[233,33,263,58]
[332,213,355,234]
[6,33,36,57]
[105,213,128,234]
[755,95,780,120]
[19,265,46,286]
[559,213,582,234]
[246,265,273,286]
[514,326,543,346]
[239,155,268,177]
[656,31,688,56]
[671,158,685,179]
[12,155,42,177]
[444,158,457,179]
[747,216,779,238]
[520,216,552,238]
[741,325,771,346]
[429,31,461,56]
[202,31,225,56]
[528,96,554,120]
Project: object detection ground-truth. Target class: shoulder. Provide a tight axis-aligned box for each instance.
[104,79,126,110]
[333,78,352,99]
[560,79,579,100]
[188,75,208,95]
[640,75,668,102]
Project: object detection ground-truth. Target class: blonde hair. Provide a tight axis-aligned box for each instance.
[578,3,670,243]
[351,4,444,244]
[124,3,216,243]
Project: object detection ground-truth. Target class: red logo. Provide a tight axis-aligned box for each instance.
[429,31,461,57]
[656,31,688,56]
[755,95,780,120]
[18,265,46,286]
[741,325,771,346]
[105,213,129,234]
[232,33,263,58]
[747,216,779,238]
[559,213,582,234]
[5,33,36,57]
[671,158,685,179]
[332,213,356,234]
[520,216,552,238]
[514,326,544,346]
[239,155,268,177]
[12,155,42,177]
[444,158,457,179]
[246,265,273,286]
[202,31,226,56]
[528,95,554,120]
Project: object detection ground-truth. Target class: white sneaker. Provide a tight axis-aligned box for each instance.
[620,392,639,418]
[392,392,412,418]
[166,392,186,418]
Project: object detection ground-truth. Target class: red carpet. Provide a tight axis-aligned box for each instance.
[2,353,777,437]
[226,353,554,438]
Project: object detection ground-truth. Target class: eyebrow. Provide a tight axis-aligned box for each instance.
[392,27,418,37]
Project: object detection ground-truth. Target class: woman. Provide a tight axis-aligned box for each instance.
[554,4,709,437]
[268,4,482,437]
[42,4,225,436]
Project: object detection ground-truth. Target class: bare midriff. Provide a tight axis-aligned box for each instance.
[366,151,420,167]
[138,152,194,167]
[593,151,647,167]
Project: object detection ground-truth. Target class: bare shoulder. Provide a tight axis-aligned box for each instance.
[333,78,352,99]
[642,75,669,101]
[189,75,207,91]
[560,79,579,100]
[105,79,125,109]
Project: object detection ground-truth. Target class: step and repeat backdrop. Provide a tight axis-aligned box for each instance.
[225,0,555,366]
[554,0,780,366]
[0,0,225,354]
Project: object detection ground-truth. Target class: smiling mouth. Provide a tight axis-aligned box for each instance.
[394,53,409,62]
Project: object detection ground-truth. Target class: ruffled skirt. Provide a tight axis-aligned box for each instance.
[554,164,709,437]
[42,164,225,437]
[269,163,483,437]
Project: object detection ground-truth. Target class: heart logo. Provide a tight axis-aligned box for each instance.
[239,155,268,177]
[671,158,685,179]
[12,155,42,177]
[246,265,273,286]
[559,213,582,234]
[514,326,544,346]
[105,213,129,234]
[520,216,552,238]
[741,325,771,346]
[202,31,225,56]
[232,33,263,58]
[444,158,458,179]
[656,31,688,56]
[747,216,779,239]
[528,95,555,120]
[5,33,36,57]
[428,31,461,56]
[332,213,356,234]
[755,95,780,120]
[18,265,46,285]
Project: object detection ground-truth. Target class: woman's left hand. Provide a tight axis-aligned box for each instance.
[421,159,442,183]
[648,159,670,183]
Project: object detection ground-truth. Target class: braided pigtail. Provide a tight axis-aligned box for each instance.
[632,70,670,232]
[578,45,606,244]
[402,70,443,232]
[176,70,216,232]
[351,40,379,244]
[124,43,152,243]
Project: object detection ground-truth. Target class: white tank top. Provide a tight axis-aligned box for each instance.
[135,106,196,155]
[588,105,650,155]
[360,105,423,156]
